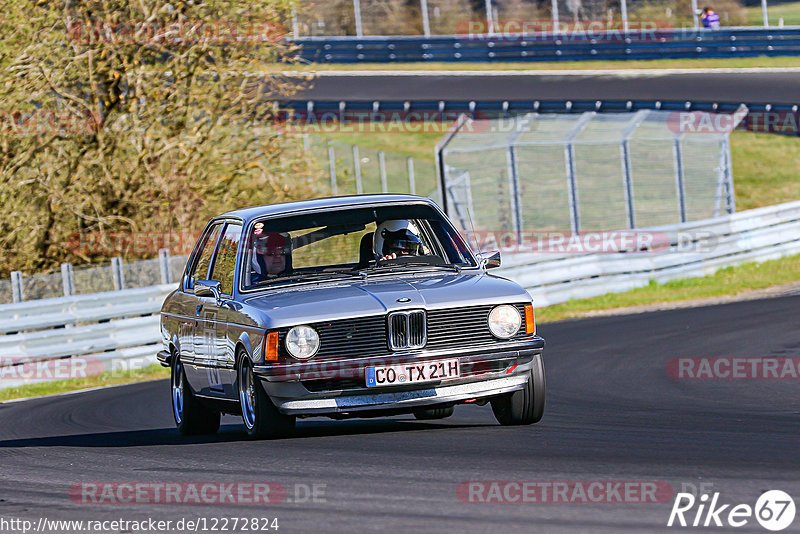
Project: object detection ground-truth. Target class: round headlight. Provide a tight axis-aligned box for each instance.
[488,305,521,339]
[285,325,320,359]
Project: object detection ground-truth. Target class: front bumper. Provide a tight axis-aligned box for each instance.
[253,338,544,416]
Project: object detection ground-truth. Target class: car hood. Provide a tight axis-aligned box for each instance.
[241,272,530,329]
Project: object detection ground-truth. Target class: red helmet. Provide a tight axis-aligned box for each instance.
[254,232,291,255]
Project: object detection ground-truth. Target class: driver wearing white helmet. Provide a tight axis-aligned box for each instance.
[374,220,423,261]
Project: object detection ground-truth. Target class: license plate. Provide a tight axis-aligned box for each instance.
[365,359,460,387]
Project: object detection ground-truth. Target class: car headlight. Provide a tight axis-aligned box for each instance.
[488,305,521,339]
[285,325,320,359]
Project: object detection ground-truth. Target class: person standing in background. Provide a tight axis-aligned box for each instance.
[701,7,721,29]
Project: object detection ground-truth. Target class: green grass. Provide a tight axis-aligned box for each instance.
[746,1,800,26]
[0,363,170,402]
[278,56,800,72]
[730,130,800,210]
[536,253,800,323]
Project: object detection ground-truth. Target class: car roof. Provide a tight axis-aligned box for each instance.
[218,194,439,223]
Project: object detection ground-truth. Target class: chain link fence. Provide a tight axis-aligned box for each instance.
[292,0,784,38]
[438,109,743,235]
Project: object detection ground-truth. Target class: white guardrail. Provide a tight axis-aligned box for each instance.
[1,200,799,390]
[498,200,800,307]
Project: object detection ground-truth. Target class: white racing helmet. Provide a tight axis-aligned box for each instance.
[374,220,423,257]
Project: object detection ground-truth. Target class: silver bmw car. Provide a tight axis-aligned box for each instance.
[158,194,546,438]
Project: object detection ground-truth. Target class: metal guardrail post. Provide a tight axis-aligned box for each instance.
[407,157,416,195]
[159,249,172,285]
[379,151,388,192]
[551,0,559,26]
[484,0,495,35]
[673,138,687,223]
[11,271,23,303]
[328,141,338,195]
[762,0,770,27]
[353,145,363,194]
[692,0,700,28]
[111,257,125,291]
[61,263,74,297]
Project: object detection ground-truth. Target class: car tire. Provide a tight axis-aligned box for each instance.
[171,353,221,435]
[413,405,455,420]
[237,354,296,439]
[491,354,546,426]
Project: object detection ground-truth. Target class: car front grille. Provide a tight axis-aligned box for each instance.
[388,310,426,350]
[279,303,531,361]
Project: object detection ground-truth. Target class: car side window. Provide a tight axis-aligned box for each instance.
[187,223,223,289]
[209,223,242,295]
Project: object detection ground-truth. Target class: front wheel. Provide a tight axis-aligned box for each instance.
[491,354,546,426]
[238,355,295,439]
[171,354,220,435]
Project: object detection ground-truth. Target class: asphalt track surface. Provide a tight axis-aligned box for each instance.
[294,69,800,105]
[1,294,799,533]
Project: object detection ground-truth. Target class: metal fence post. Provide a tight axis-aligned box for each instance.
[328,141,338,195]
[506,145,524,239]
[61,262,74,297]
[725,137,736,213]
[564,144,580,234]
[11,271,23,303]
[291,9,299,37]
[379,151,388,192]
[621,0,629,32]
[420,0,431,37]
[353,0,363,37]
[762,0,769,27]
[620,140,636,229]
[111,257,125,291]
[407,157,416,195]
[563,112,594,234]
[484,0,495,35]
[353,145,363,194]
[551,0,559,27]
[673,138,687,223]
[692,0,700,29]
[159,248,172,285]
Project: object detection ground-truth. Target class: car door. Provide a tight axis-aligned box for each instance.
[183,222,224,392]
[204,221,243,398]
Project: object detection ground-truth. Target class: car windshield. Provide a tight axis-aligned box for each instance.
[241,203,476,290]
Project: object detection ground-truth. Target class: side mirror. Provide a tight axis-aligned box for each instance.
[194,280,222,302]
[479,250,501,269]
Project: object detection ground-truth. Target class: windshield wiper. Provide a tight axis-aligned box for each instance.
[255,270,360,286]
[360,262,461,275]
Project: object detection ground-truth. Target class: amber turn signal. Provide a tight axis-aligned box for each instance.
[524,305,535,335]
[264,331,279,361]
